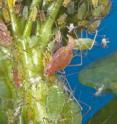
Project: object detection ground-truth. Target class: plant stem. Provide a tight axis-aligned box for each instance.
[9,9,19,36]
[46,0,63,29]
[39,0,63,48]
[23,0,42,37]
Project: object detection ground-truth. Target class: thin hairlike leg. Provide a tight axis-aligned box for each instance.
[68,51,83,67]
[58,73,83,110]
[59,74,92,116]
[57,70,92,116]
[65,78,92,116]
[57,70,66,75]
[89,30,98,50]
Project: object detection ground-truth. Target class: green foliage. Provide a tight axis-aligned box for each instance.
[79,52,117,94]
[88,98,117,124]
[46,85,65,122]
[0,59,13,124]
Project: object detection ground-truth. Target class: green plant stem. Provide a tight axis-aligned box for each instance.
[9,9,19,36]
[23,0,42,37]
[39,0,63,49]
[46,0,63,29]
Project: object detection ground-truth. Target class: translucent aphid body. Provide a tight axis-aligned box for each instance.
[101,37,109,48]
[44,35,75,76]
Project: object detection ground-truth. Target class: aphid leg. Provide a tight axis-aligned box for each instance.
[81,29,83,38]
[61,75,92,116]
[73,49,87,58]
[59,73,83,111]
[88,32,104,47]
[57,70,66,75]
[74,29,79,39]
[68,50,83,67]
[89,30,98,50]
[86,30,88,38]
[67,81,91,116]
[57,70,92,116]
[62,75,86,113]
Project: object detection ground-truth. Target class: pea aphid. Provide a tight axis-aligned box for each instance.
[44,29,98,76]
[94,85,105,96]
[75,30,98,50]
[44,35,76,76]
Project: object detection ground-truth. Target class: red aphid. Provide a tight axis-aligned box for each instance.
[44,35,76,76]
[0,21,7,31]
[13,67,22,88]
[0,21,12,46]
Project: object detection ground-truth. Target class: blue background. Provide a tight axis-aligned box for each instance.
[65,1,117,123]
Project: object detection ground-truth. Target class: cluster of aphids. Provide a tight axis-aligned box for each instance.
[0,21,12,46]
[44,23,109,77]
[44,24,88,76]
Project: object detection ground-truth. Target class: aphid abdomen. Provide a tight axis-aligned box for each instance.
[13,67,22,88]
[45,47,73,76]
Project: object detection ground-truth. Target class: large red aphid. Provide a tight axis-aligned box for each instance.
[44,35,75,76]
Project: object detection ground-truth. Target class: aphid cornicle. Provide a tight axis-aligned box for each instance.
[44,35,76,76]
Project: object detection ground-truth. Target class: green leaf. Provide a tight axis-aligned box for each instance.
[46,85,65,123]
[88,98,117,124]
[60,99,82,124]
[0,59,13,124]
[79,52,117,94]
[77,2,87,20]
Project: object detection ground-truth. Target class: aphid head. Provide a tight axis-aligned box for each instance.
[67,34,76,49]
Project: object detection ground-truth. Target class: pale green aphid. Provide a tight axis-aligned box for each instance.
[74,30,98,51]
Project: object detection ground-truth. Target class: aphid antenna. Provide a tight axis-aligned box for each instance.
[72,51,82,58]
[103,35,110,41]
[61,73,83,110]
[87,29,104,38]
